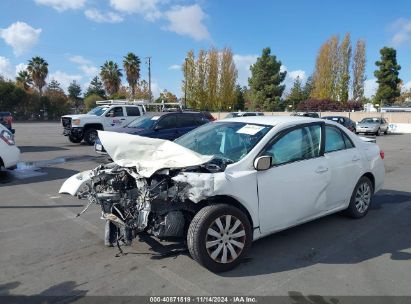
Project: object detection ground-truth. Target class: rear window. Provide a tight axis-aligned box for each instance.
[176,114,199,127]
[126,107,140,116]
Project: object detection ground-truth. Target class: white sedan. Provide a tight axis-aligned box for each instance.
[60,116,384,272]
[0,123,20,170]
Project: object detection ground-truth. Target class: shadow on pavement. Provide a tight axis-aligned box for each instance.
[221,189,411,277]
[0,167,79,186]
[19,146,69,153]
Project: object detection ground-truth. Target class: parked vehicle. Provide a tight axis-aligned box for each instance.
[356,117,389,136]
[0,111,15,134]
[225,112,264,118]
[60,116,384,272]
[61,101,145,145]
[322,116,356,132]
[291,112,320,118]
[94,111,212,154]
[0,124,20,170]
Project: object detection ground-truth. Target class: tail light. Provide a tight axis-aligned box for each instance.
[0,130,15,145]
[380,150,385,159]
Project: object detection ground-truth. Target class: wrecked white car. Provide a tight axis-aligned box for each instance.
[60,116,385,272]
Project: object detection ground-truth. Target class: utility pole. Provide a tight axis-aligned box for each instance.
[146,56,152,102]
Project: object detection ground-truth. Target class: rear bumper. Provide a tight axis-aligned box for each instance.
[2,145,20,169]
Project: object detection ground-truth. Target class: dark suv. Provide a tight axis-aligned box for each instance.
[95,111,211,154]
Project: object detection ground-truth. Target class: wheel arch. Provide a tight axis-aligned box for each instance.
[362,172,375,192]
[84,123,103,131]
[198,195,254,230]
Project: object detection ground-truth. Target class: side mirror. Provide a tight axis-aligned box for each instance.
[154,125,162,131]
[106,112,114,117]
[254,156,272,171]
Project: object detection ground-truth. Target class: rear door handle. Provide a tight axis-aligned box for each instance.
[315,167,328,173]
[121,118,126,120]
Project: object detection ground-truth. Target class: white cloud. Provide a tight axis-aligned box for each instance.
[151,79,161,98]
[85,9,124,23]
[233,54,258,86]
[35,0,86,12]
[80,65,99,76]
[279,65,307,96]
[364,78,378,98]
[110,0,161,21]
[48,71,82,92]
[15,63,28,75]
[163,4,210,41]
[168,64,181,70]
[402,80,411,91]
[288,70,306,81]
[390,18,411,46]
[69,55,99,77]
[69,55,91,65]
[0,56,13,79]
[0,22,42,56]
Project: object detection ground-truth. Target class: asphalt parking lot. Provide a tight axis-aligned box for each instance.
[1,122,411,297]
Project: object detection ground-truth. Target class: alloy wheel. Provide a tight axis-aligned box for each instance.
[355,182,371,213]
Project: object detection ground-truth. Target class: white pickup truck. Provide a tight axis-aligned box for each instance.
[61,103,145,145]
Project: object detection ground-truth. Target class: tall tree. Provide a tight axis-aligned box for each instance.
[302,75,313,100]
[337,33,351,102]
[27,56,48,96]
[134,80,151,100]
[123,52,141,97]
[182,50,196,108]
[311,36,339,100]
[47,79,64,94]
[352,39,366,101]
[207,47,219,109]
[374,47,401,105]
[100,60,123,96]
[248,47,286,111]
[233,85,246,111]
[16,70,32,90]
[85,76,105,98]
[196,49,208,109]
[218,47,238,110]
[68,80,82,112]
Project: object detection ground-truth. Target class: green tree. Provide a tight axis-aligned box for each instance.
[27,56,48,96]
[374,47,401,105]
[100,60,122,96]
[352,39,366,101]
[218,47,238,110]
[182,50,196,108]
[85,76,105,98]
[68,80,82,112]
[207,47,219,109]
[233,85,246,111]
[287,76,305,107]
[44,80,70,119]
[248,47,286,111]
[337,33,351,102]
[47,80,64,94]
[155,89,178,103]
[123,52,141,97]
[16,70,32,90]
[84,93,103,111]
[302,75,313,100]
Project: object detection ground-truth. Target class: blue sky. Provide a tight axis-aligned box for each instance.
[1,0,411,98]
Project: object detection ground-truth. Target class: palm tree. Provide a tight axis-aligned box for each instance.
[123,52,141,97]
[27,56,48,96]
[100,61,123,96]
[16,70,32,90]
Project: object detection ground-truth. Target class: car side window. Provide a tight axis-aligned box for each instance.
[157,115,177,129]
[126,107,140,116]
[177,115,197,127]
[325,126,346,153]
[107,107,124,117]
[262,124,321,166]
[342,131,355,149]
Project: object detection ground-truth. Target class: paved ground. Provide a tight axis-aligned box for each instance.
[0,122,410,297]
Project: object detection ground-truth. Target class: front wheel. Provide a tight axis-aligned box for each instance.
[345,176,373,218]
[84,128,98,145]
[68,135,83,143]
[376,128,381,136]
[187,204,252,273]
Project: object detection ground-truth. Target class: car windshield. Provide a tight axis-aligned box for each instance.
[87,106,109,116]
[360,118,380,124]
[126,116,159,129]
[175,121,272,163]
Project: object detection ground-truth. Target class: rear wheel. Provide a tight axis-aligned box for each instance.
[187,204,252,273]
[84,128,98,145]
[376,128,381,136]
[384,130,388,135]
[68,135,83,143]
[345,176,373,218]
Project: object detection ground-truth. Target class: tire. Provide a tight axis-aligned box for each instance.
[187,204,252,273]
[384,130,388,135]
[376,128,381,136]
[84,128,98,145]
[68,135,83,143]
[344,176,373,218]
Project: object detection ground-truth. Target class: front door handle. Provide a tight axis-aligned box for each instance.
[315,166,328,173]
[121,118,126,120]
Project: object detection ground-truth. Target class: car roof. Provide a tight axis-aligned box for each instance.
[145,111,204,117]
[220,115,322,126]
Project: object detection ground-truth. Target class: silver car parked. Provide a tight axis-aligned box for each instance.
[355,117,389,136]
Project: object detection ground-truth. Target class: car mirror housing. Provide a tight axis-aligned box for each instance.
[254,156,272,171]
[154,125,162,131]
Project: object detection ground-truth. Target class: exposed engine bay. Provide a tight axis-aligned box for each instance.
[66,158,229,245]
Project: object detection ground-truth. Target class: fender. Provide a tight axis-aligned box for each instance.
[59,170,93,196]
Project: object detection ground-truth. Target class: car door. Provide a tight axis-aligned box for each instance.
[323,125,363,209]
[125,106,141,125]
[153,114,180,140]
[175,114,199,137]
[257,123,330,234]
[103,106,128,130]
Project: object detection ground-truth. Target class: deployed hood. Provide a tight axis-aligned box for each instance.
[98,131,213,178]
